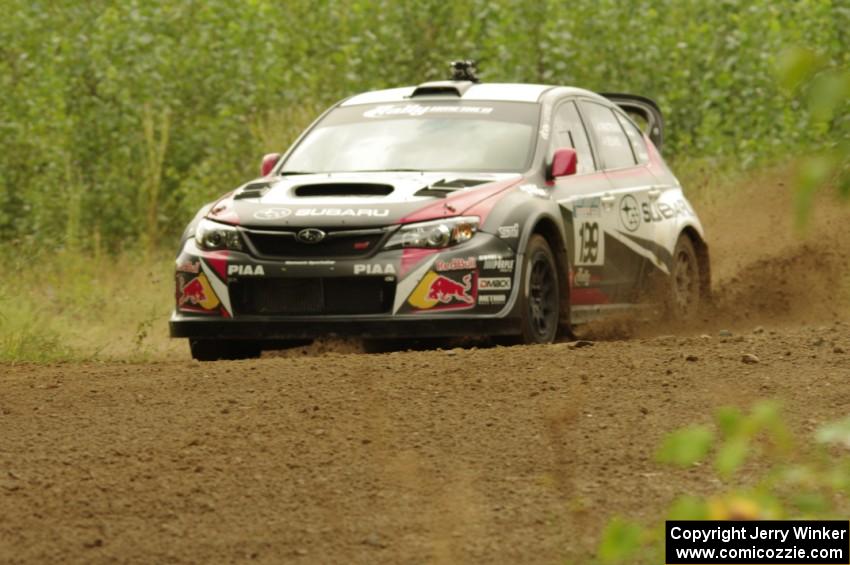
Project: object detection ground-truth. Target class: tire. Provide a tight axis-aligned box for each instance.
[189,339,262,361]
[518,235,561,344]
[666,235,702,321]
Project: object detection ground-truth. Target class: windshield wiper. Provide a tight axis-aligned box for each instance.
[349,168,425,173]
[278,170,317,175]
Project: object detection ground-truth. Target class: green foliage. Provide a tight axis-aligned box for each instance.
[656,425,714,467]
[0,246,177,362]
[776,45,850,224]
[598,518,643,563]
[596,402,850,563]
[0,0,846,251]
[816,416,850,449]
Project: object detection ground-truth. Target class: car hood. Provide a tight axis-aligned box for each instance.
[206,172,522,228]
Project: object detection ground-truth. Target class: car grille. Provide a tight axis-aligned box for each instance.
[230,277,395,316]
[242,227,388,259]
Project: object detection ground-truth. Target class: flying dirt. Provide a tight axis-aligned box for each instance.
[1,174,848,563]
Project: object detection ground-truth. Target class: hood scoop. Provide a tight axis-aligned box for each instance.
[414,178,489,198]
[294,183,394,197]
[234,181,272,200]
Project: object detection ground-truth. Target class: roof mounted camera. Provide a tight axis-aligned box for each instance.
[410,60,480,98]
[450,60,479,83]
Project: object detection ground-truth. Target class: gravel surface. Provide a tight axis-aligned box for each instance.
[3,324,849,563]
[2,174,849,563]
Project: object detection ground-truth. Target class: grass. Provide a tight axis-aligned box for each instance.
[1,159,845,364]
[0,247,181,363]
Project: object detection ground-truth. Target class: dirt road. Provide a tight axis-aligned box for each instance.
[2,173,849,563]
[2,324,849,563]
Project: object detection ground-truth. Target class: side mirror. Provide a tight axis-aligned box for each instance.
[548,148,578,181]
[261,153,282,176]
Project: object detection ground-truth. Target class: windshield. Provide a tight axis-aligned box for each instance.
[281,101,539,174]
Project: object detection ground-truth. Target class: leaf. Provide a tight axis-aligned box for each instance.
[815,416,850,449]
[715,436,749,479]
[656,425,714,467]
[793,491,830,514]
[808,70,850,124]
[775,47,823,93]
[715,406,743,438]
[750,400,782,429]
[667,495,708,520]
[597,517,642,563]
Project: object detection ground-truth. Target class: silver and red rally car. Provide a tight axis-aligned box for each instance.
[170,61,709,360]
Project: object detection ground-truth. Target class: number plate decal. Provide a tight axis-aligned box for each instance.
[575,221,604,266]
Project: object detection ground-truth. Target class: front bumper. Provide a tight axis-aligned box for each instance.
[169,313,521,340]
[171,232,522,340]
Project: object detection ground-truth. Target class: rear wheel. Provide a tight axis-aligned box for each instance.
[518,235,561,344]
[666,235,702,320]
[189,339,262,361]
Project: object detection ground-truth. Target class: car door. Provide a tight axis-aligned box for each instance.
[546,100,618,307]
[577,100,660,303]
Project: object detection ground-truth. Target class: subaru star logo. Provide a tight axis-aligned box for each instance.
[295,228,326,244]
[253,207,292,220]
[619,195,640,232]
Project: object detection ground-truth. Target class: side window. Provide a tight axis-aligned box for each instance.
[579,101,637,170]
[615,112,649,164]
[548,101,595,174]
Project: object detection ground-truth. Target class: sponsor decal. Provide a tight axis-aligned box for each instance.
[519,184,548,198]
[574,267,591,287]
[363,104,494,118]
[295,228,326,244]
[479,254,515,272]
[574,197,601,218]
[601,135,625,148]
[479,277,511,291]
[540,105,552,138]
[619,195,641,232]
[253,208,293,220]
[595,121,622,133]
[227,264,265,276]
[176,261,200,274]
[295,208,389,217]
[253,208,390,220]
[354,263,396,275]
[641,199,692,223]
[178,273,220,310]
[575,221,604,266]
[435,256,476,271]
[498,223,520,239]
[478,294,506,306]
[284,260,335,266]
[407,271,476,310]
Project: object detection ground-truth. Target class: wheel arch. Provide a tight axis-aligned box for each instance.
[528,215,572,328]
[681,225,711,300]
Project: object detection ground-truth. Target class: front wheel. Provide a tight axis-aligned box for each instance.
[518,235,561,344]
[189,339,262,361]
[666,235,702,321]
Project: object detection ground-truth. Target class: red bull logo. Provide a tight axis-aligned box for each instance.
[408,271,477,310]
[428,274,474,304]
[177,273,220,311]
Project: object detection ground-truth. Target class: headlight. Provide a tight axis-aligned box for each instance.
[195,218,243,251]
[384,216,479,250]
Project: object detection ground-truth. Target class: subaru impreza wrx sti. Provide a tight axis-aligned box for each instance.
[170,61,710,360]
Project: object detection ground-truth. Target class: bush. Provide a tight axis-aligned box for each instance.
[0,0,846,251]
[596,402,850,563]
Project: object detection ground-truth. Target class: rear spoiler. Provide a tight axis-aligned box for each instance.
[600,93,664,150]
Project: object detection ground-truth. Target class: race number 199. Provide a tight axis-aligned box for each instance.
[576,221,604,266]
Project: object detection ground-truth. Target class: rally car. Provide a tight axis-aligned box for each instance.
[170,61,710,360]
